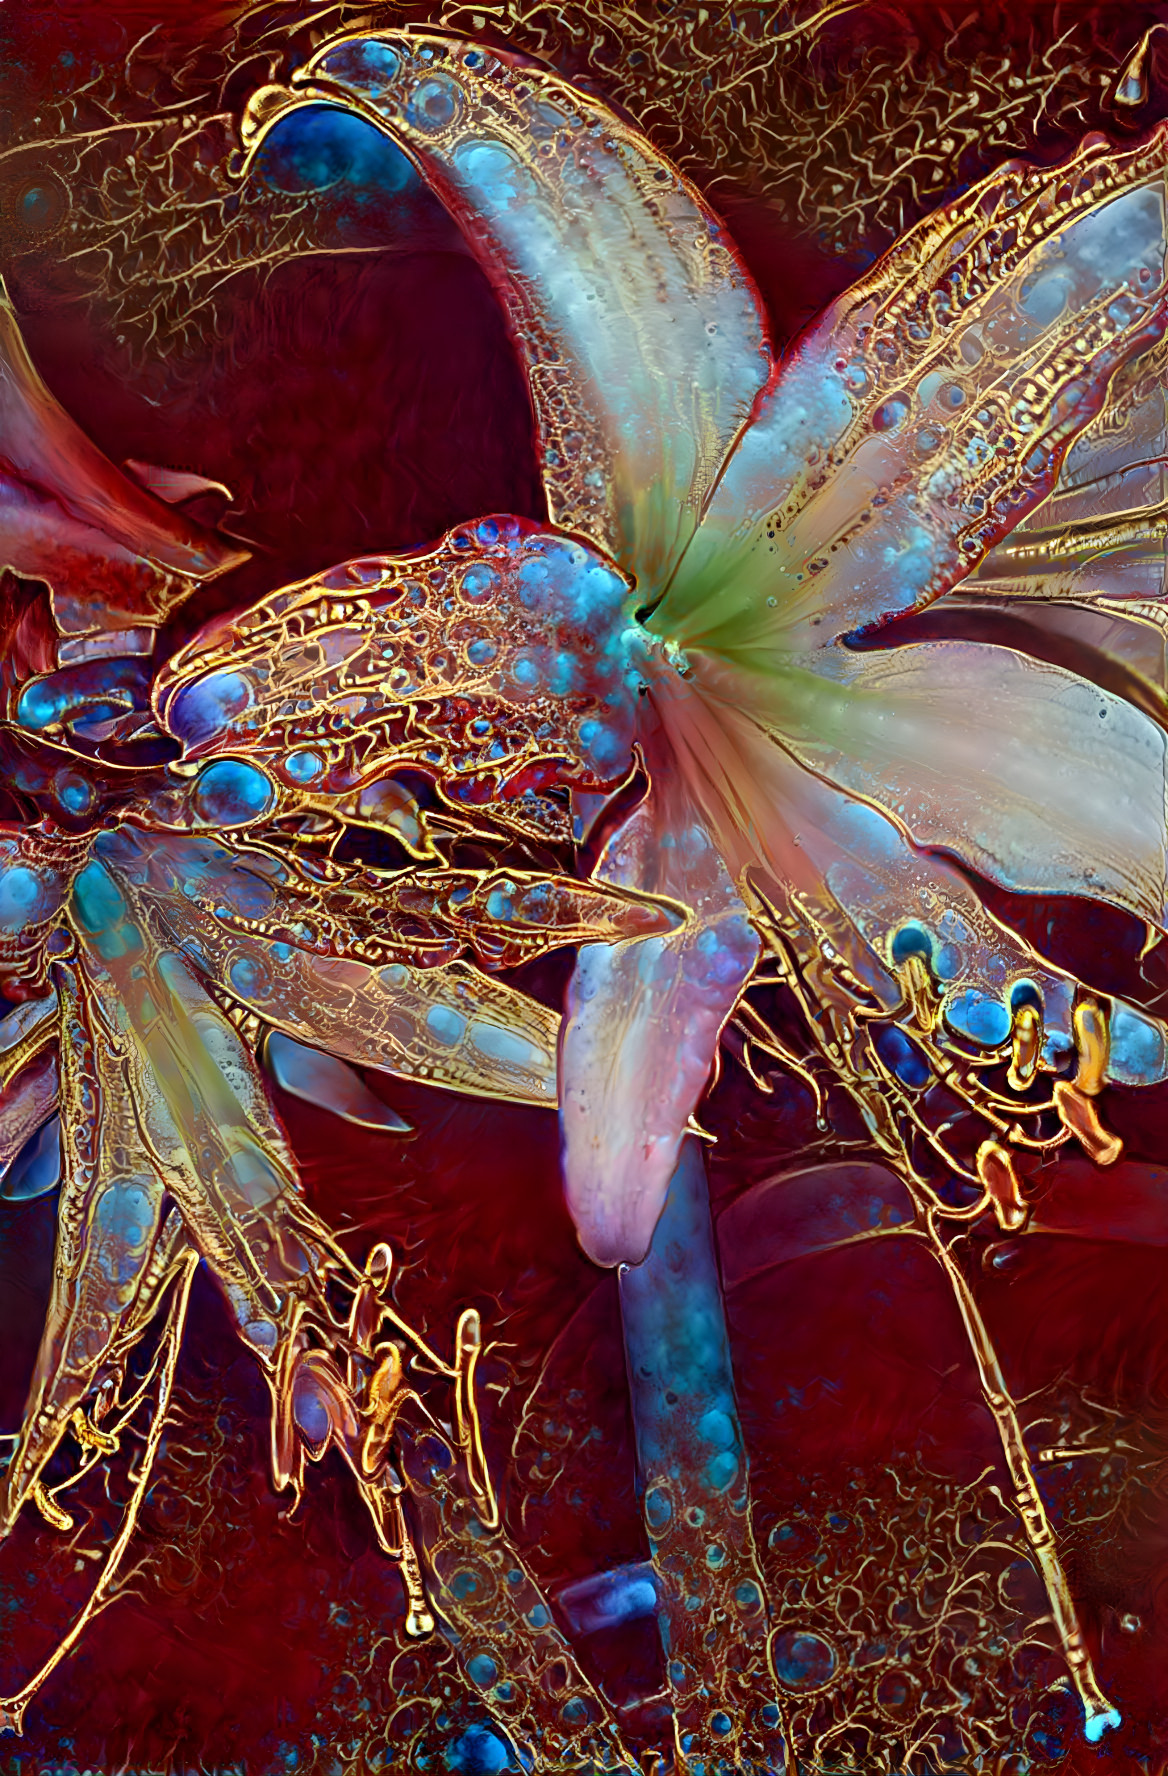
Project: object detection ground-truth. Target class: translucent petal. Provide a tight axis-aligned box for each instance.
[0,287,247,634]
[0,1111,60,1201]
[701,641,1168,927]
[0,1045,59,1187]
[68,855,311,1358]
[96,830,560,1107]
[1,959,169,1532]
[716,1162,916,1292]
[646,660,1083,1047]
[560,740,758,1265]
[157,520,640,796]
[262,1031,412,1132]
[289,33,771,593]
[657,131,1168,657]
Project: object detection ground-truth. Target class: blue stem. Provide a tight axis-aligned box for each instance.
[619,1138,783,1775]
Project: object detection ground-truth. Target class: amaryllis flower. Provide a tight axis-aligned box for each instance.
[204,31,1168,1267]
[0,286,682,1561]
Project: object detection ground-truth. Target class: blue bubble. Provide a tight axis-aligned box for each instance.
[426,1004,467,1047]
[443,1724,514,1774]
[316,38,402,89]
[406,74,462,133]
[770,1628,837,1692]
[1,1115,61,1202]
[284,749,324,785]
[168,671,254,745]
[51,771,94,817]
[72,859,141,962]
[1109,1001,1168,1086]
[288,1378,329,1449]
[944,987,1010,1048]
[257,101,417,198]
[466,1654,497,1688]
[873,1023,931,1089]
[0,863,51,933]
[192,759,275,827]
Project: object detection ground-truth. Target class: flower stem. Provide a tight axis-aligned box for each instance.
[926,1212,1121,1745]
[619,1139,782,1774]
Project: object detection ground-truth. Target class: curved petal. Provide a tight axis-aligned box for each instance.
[1,958,170,1533]
[261,1031,412,1132]
[647,658,1087,1050]
[156,519,640,798]
[560,732,759,1265]
[0,286,248,636]
[68,856,312,1358]
[90,827,561,1107]
[0,823,87,993]
[112,832,561,1107]
[656,129,1168,657]
[280,32,771,594]
[972,324,1168,609]
[0,1045,59,1185]
[960,329,1168,679]
[704,640,1168,928]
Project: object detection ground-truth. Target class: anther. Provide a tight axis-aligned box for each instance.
[976,1139,1029,1233]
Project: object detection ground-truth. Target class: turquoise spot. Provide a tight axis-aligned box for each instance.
[317,38,401,87]
[465,1654,497,1688]
[426,1004,467,1047]
[442,1724,513,1773]
[468,638,498,666]
[72,860,140,961]
[697,1408,736,1450]
[944,987,1010,1048]
[192,759,275,827]
[485,886,514,920]
[1084,1706,1122,1744]
[284,750,324,785]
[54,772,94,817]
[229,953,270,999]
[1109,1002,1168,1086]
[472,1023,537,1068]
[406,74,462,132]
[645,1485,672,1531]
[0,864,51,933]
[892,925,933,965]
[704,1449,740,1492]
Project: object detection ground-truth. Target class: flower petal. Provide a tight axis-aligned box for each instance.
[0,285,248,636]
[648,657,1084,1049]
[156,520,639,797]
[722,640,1168,926]
[261,1031,412,1132]
[287,33,771,593]
[0,1044,59,1186]
[560,745,759,1266]
[657,131,1168,657]
[97,829,561,1107]
[69,855,312,1357]
[1,957,170,1533]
